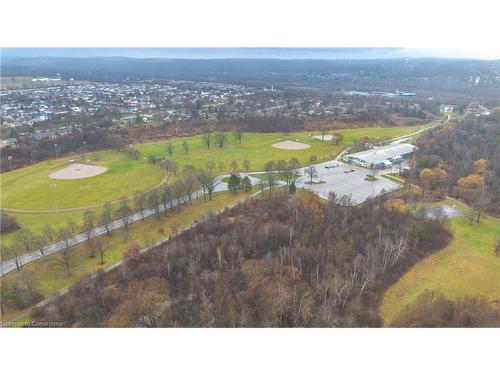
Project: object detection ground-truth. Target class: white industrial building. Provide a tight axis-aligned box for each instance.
[344,143,417,169]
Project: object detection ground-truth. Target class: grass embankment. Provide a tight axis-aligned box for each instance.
[379,201,500,326]
[381,174,405,185]
[0,190,250,322]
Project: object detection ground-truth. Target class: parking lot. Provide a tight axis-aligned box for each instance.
[296,160,401,205]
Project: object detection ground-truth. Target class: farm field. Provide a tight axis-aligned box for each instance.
[1,126,425,213]
[379,200,500,326]
[0,190,250,322]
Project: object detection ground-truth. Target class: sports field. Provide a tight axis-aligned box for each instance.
[379,200,500,326]
[1,126,424,213]
[0,150,164,211]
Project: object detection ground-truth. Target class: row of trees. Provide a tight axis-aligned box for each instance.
[202,131,242,150]
[2,161,222,278]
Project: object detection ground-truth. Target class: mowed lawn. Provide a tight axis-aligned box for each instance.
[1,126,424,213]
[137,127,425,174]
[1,150,164,210]
[1,190,250,322]
[379,202,500,326]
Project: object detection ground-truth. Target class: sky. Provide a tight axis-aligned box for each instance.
[2,48,498,60]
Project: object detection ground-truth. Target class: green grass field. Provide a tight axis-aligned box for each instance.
[1,150,164,211]
[1,126,424,213]
[0,190,250,322]
[137,127,425,174]
[379,201,500,326]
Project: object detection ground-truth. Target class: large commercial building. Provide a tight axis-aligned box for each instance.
[344,143,416,169]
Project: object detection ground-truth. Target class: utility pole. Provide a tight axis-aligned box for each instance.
[54,143,59,159]
[83,140,87,158]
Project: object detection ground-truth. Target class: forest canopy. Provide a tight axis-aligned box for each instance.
[31,191,450,327]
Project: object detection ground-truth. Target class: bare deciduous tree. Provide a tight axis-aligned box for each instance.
[197,164,219,201]
[148,189,162,220]
[233,131,242,144]
[182,140,189,154]
[54,228,75,276]
[172,180,187,212]
[116,197,132,229]
[215,132,227,148]
[203,133,212,150]
[100,202,113,235]
[4,245,23,271]
[304,165,318,183]
[265,161,276,191]
[183,175,197,204]
[165,142,174,157]
[42,224,55,243]
[134,192,147,221]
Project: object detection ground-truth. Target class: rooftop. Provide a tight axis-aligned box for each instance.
[346,143,416,164]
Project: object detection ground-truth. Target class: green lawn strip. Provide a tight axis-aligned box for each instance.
[0,190,249,322]
[381,174,405,185]
[379,205,500,326]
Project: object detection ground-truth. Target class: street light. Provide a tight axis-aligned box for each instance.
[83,140,87,157]
[54,143,59,159]
[7,155,13,171]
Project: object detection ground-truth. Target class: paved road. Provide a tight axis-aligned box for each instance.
[1,121,445,277]
[0,184,217,277]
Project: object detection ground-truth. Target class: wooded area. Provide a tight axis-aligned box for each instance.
[31,190,451,327]
[415,114,500,216]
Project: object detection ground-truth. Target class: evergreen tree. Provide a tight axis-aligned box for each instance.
[227,174,241,194]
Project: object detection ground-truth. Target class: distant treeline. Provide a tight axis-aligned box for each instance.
[0,129,125,171]
[1,112,409,172]
[3,57,500,103]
